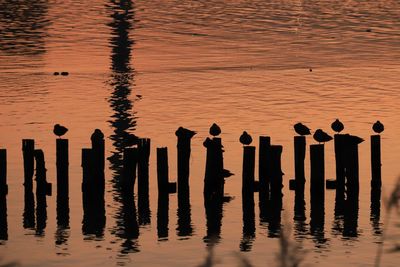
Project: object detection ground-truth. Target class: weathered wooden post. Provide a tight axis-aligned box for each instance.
[176,127,196,197]
[258,136,271,217]
[157,147,169,195]
[122,147,138,194]
[310,144,325,210]
[203,137,224,201]
[334,134,345,214]
[22,139,35,190]
[0,194,7,240]
[34,149,49,234]
[292,136,306,189]
[0,149,7,196]
[56,139,69,226]
[370,135,381,189]
[138,138,151,225]
[270,145,283,201]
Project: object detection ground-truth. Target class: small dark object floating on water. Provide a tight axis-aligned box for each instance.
[53,124,68,138]
[209,123,221,137]
[331,119,344,133]
[294,122,311,136]
[61,72,69,76]
[313,129,333,143]
[53,72,60,75]
[239,131,252,145]
[372,120,384,134]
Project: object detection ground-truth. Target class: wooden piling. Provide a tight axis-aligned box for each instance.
[334,134,346,212]
[204,137,224,200]
[0,149,7,196]
[56,139,69,225]
[34,149,51,196]
[294,136,306,186]
[176,129,194,196]
[157,192,169,239]
[0,195,7,240]
[370,135,381,188]
[122,147,138,194]
[23,190,35,229]
[270,145,283,201]
[81,148,92,193]
[22,139,35,190]
[91,133,105,197]
[310,144,324,209]
[157,147,169,195]
[242,146,255,198]
[345,140,360,204]
[138,138,151,198]
[258,136,271,214]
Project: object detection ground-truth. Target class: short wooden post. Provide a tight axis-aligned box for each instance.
[0,195,7,240]
[34,149,51,196]
[138,138,151,198]
[270,145,283,201]
[176,129,194,196]
[334,134,346,213]
[204,137,224,200]
[310,144,325,209]
[258,136,271,216]
[91,132,105,197]
[294,136,306,187]
[22,139,35,190]
[56,139,69,226]
[345,141,360,205]
[242,146,255,199]
[371,135,381,189]
[122,147,138,194]
[0,149,7,196]
[157,147,169,195]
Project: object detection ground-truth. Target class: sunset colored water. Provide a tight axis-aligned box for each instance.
[0,1,399,266]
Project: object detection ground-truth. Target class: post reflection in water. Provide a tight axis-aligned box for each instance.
[370,187,382,236]
[107,0,140,254]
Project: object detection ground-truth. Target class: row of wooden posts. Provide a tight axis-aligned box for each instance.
[0,130,382,227]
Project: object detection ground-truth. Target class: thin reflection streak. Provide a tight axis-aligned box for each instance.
[0,0,49,55]
[106,0,140,255]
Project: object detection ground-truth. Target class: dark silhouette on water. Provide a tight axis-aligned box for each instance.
[239,131,252,145]
[0,194,7,241]
[372,120,384,134]
[331,119,344,133]
[294,122,311,136]
[209,123,221,137]
[53,124,68,138]
[106,0,140,254]
[313,129,333,143]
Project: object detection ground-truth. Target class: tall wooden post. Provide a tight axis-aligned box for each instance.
[122,147,138,194]
[0,149,7,196]
[56,139,69,226]
[258,136,271,218]
[370,135,381,189]
[22,139,35,190]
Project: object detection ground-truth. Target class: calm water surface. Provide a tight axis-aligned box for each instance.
[0,0,399,266]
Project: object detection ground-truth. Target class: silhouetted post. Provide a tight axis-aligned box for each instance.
[204,137,224,200]
[258,136,271,214]
[22,139,35,190]
[34,149,51,196]
[242,146,255,198]
[138,138,151,225]
[0,149,7,196]
[56,139,69,226]
[334,134,346,213]
[310,144,324,208]
[81,148,92,194]
[122,147,138,194]
[0,194,7,240]
[91,133,105,197]
[157,147,169,195]
[294,136,306,186]
[176,129,194,196]
[345,141,360,205]
[270,145,283,201]
[138,138,150,197]
[371,135,381,189]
